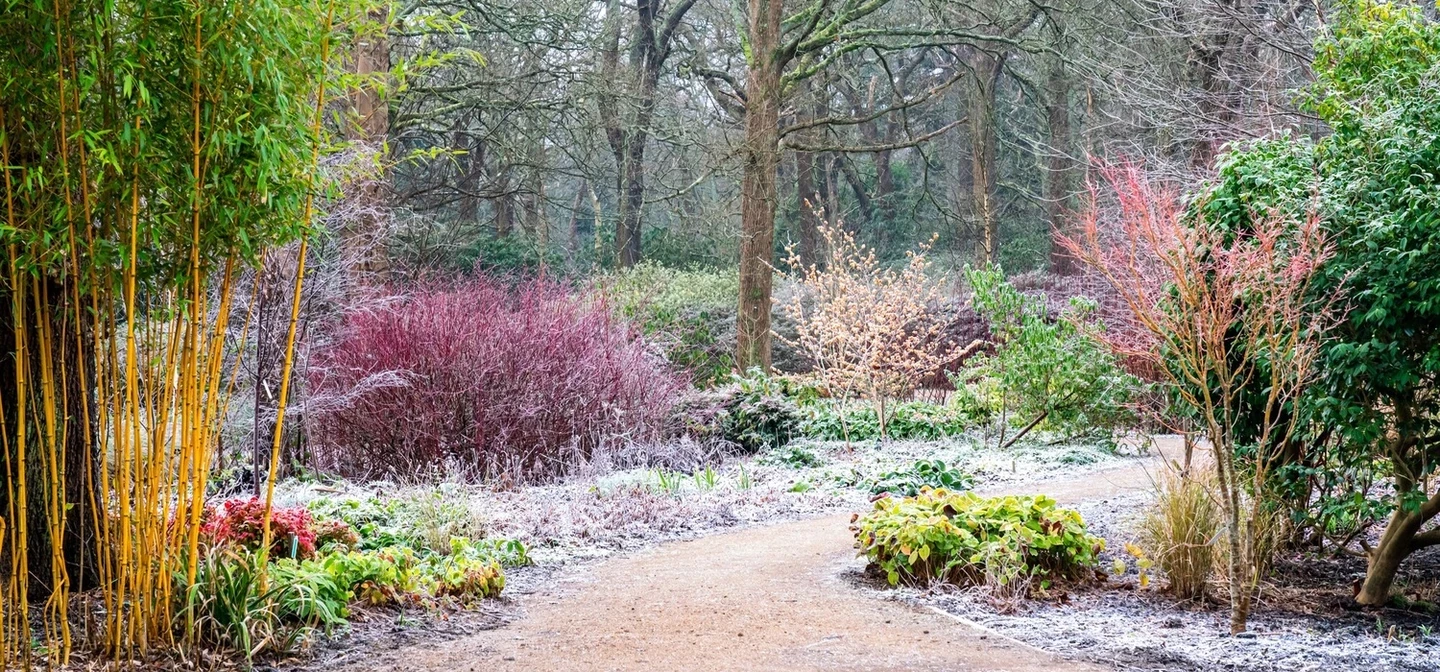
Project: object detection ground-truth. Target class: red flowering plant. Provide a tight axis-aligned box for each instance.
[201,497,319,560]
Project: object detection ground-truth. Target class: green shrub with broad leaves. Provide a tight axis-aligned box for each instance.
[1192,1,1440,604]
[306,495,412,550]
[963,267,1140,447]
[426,538,508,599]
[852,489,1104,588]
[306,487,505,558]
[1054,1,1440,609]
[712,369,815,453]
[597,262,739,387]
[180,488,527,657]
[181,536,516,656]
[867,460,974,497]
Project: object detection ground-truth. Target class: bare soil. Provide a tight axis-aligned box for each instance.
[320,451,1164,672]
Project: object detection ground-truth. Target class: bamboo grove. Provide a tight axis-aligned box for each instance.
[0,0,334,664]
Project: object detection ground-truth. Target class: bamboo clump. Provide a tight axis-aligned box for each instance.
[0,0,333,665]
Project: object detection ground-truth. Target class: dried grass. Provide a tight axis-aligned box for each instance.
[1139,469,1219,601]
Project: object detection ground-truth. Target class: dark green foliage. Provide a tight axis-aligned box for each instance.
[458,233,566,276]
[1271,450,1391,544]
[307,496,412,550]
[1305,5,1440,494]
[766,444,822,468]
[801,402,972,442]
[868,460,974,497]
[714,369,810,453]
[1201,1,1440,519]
[1196,2,1440,600]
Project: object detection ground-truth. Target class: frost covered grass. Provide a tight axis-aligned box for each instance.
[276,432,1135,567]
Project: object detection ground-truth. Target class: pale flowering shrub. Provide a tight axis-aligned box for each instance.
[779,226,972,439]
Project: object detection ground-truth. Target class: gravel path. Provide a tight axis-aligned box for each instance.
[339,444,1170,672]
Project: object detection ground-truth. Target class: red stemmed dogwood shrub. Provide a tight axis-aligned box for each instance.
[307,278,687,481]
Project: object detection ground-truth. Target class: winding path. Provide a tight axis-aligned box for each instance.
[346,442,1172,672]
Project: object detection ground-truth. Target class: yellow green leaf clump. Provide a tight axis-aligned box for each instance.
[852,489,1104,588]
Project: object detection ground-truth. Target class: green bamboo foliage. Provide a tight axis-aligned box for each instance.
[0,0,335,663]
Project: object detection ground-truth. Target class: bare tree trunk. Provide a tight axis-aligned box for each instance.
[456,125,482,223]
[597,0,692,267]
[616,141,647,266]
[796,150,823,267]
[968,49,1002,265]
[1187,1,1245,173]
[493,168,515,236]
[1356,504,1423,605]
[1356,409,1440,606]
[527,167,548,250]
[346,7,391,286]
[873,146,896,249]
[1212,424,1253,633]
[736,0,783,371]
[837,156,875,226]
[875,148,895,207]
[1045,43,1076,275]
[795,82,828,268]
[567,181,586,261]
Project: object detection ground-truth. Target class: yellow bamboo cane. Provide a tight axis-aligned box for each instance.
[259,0,336,575]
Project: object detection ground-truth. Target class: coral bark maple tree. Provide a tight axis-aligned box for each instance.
[1062,163,1340,633]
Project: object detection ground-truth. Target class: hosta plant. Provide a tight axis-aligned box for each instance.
[802,401,970,442]
[868,460,974,497]
[853,489,1104,588]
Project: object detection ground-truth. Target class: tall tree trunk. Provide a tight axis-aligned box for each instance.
[1355,502,1422,606]
[615,64,657,267]
[874,148,895,206]
[794,83,828,268]
[1187,0,1244,173]
[527,160,548,250]
[600,0,679,268]
[1356,416,1440,605]
[837,156,875,226]
[568,181,586,262]
[968,50,1002,265]
[493,168,515,236]
[616,142,647,266]
[736,0,783,371]
[456,124,483,223]
[796,150,822,267]
[1045,47,1076,275]
[822,155,840,234]
[346,6,391,285]
[0,281,98,596]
